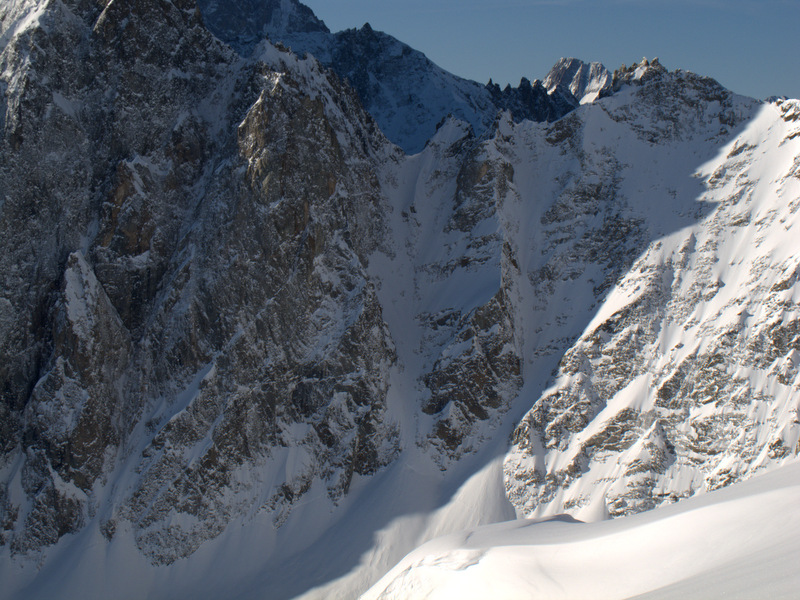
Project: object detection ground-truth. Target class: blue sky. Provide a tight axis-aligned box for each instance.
[301,0,800,100]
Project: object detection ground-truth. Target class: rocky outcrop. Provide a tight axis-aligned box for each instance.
[487,76,578,124]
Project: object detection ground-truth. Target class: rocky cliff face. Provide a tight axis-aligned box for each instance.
[1,1,798,598]
[0,0,400,565]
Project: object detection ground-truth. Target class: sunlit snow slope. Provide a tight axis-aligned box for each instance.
[365,459,800,600]
[505,88,800,521]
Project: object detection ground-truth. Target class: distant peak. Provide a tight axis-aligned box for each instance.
[544,57,612,104]
[610,57,668,90]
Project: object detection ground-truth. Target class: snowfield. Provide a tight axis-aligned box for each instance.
[364,459,800,600]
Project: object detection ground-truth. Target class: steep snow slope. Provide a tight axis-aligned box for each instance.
[364,459,800,600]
[295,64,800,598]
[505,89,800,521]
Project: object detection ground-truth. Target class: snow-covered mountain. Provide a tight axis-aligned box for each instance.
[504,77,800,521]
[1,0,799,599]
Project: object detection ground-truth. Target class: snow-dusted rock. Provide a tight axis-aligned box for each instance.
[1,0,399,567]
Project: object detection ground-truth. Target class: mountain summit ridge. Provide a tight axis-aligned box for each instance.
[197,0,586,152]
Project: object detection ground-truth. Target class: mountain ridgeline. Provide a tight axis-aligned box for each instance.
[195,0,599,153]
[1,0,798,599]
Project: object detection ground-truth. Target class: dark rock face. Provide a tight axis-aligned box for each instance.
[0,0,398,563]
[415,144,524,461]
[423,287,522,457]
[326,24,497,154]
[197,0,329,51]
